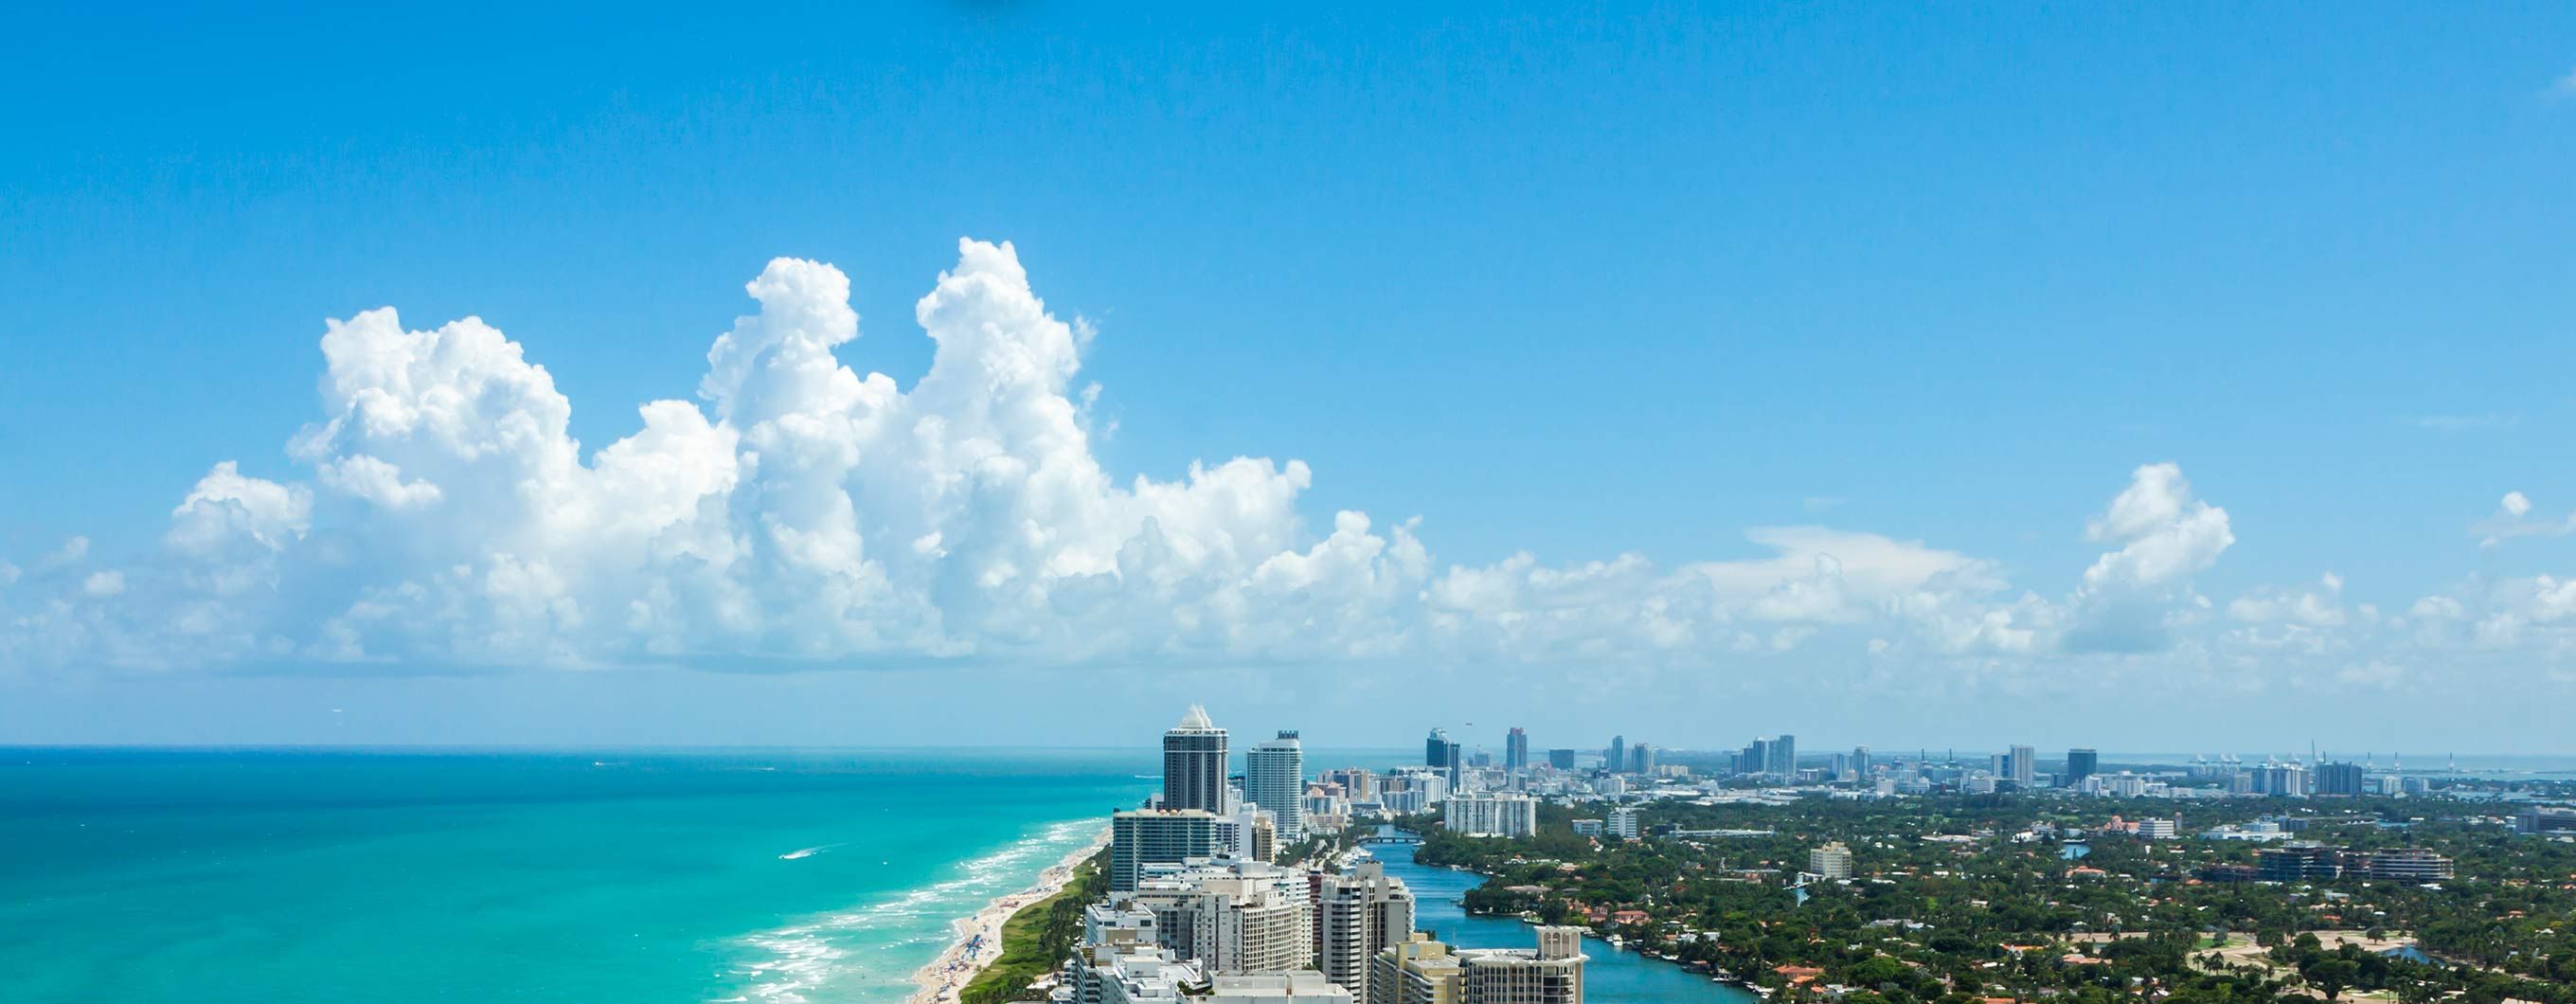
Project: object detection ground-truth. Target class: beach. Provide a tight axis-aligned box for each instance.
[905,826,1112,1004]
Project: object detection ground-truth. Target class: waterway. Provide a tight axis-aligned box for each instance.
[1367,837,1759,1004]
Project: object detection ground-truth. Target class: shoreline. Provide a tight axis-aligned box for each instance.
[905,826,1111,1004]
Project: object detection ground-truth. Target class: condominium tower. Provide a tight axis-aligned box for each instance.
[1245,730,1306,839]
[1165,706,1229,814]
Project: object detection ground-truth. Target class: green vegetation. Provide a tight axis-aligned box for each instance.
[1414,795,2576,1004]
[959,850,1110,1004]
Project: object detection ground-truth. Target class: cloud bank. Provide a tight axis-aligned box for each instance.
[2,240,2569,697]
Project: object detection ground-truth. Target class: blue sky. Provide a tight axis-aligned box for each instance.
[3,5,2574,751]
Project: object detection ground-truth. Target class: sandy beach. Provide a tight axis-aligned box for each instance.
[906,828,1112,1004]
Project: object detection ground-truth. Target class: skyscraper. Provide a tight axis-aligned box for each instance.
[2066,748,2099,784]
[1606,736,1624,774]
[2009,744,2035,786]
[1318,861,1415,1004]
[1763,735,1796,777]
[1424,729,1462,787]
[1545,748,1577,770]
[1245,730,1305,839]
[1504,727,1529,773]
[1164,705,1229,813]
[1852,744,1872,779]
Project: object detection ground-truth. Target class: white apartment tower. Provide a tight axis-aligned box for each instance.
[1245,730,1306,840]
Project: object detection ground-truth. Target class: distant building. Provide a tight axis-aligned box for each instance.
[2256,763,2309,798]
[1444,793,1538,838]
[2136,817,2177,840]
[1606,806,1640,840]
[1165,706,1230,814]
[2314,762,2366,797]
[1627,743,1656,776]
[2256,842,2342,883]
[1545,748,1577,771]
[1245,731,1306,840]
[2350,848,2452,882]
[2520,806,2576,834]
[1504,728,1530,774]
[2009,744,2036,786]
[1807,841,1854,879]
[1606,736,1625,775]
[2065,748,2099,784]
[1570,818,1603,836]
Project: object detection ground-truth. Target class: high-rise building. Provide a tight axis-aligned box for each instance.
[1317,862,1415,1004]
[1426,728,1462,787]
[1605,736,1625,775]
[1606,806,1640,840]
[1807,841,1853,880]
[1125,858,1315,975]
[1627,743,1655,776]
[1504,727,1529,774]
[1443,793,1538,837]
[2315,762,2366,797]
[1246,730,1306,840]
[2066,748,2099,784]
[1852,745,1872,779]
[1370,929,1586,1004]
[2008,744,2036,786]
[1112,809,1228,891]
[1545,748,1577,771]
[1166,706,1230,814]
[1766,735,1797,777]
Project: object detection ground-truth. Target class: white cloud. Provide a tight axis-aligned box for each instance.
[2478,490,2576,547]
[2065,463,2234,653]
[10,238,2557,701]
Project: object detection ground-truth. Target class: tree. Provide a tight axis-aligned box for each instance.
[2300,958,2360,1002]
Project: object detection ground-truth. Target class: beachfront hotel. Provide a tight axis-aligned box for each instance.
[1164,706,1230,814]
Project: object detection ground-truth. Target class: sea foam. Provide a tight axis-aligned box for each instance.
[720,819,1100,1004]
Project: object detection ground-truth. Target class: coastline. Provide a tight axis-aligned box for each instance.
[905,826,1111,1004]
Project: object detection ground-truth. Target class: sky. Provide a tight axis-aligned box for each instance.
[2,4,2573,753]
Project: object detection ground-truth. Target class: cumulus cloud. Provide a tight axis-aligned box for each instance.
[6,238,2501,693]
[2477,491,2576,547]
[2063,463,2234,653]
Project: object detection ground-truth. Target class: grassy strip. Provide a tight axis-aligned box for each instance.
[957,850,1108,1004]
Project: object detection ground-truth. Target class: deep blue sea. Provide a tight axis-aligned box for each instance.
[0,747,1155,1003]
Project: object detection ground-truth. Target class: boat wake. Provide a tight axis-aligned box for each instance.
[719,819,1100,1004]
[780,843,847,861]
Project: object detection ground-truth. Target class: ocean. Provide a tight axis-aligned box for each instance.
[0,747,1154,1003]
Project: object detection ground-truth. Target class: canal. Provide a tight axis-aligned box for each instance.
[1367,838,1759,1004]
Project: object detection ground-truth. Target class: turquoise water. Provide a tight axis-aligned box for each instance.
[1368,838,1757,1004]
[0,748,1153,1003]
